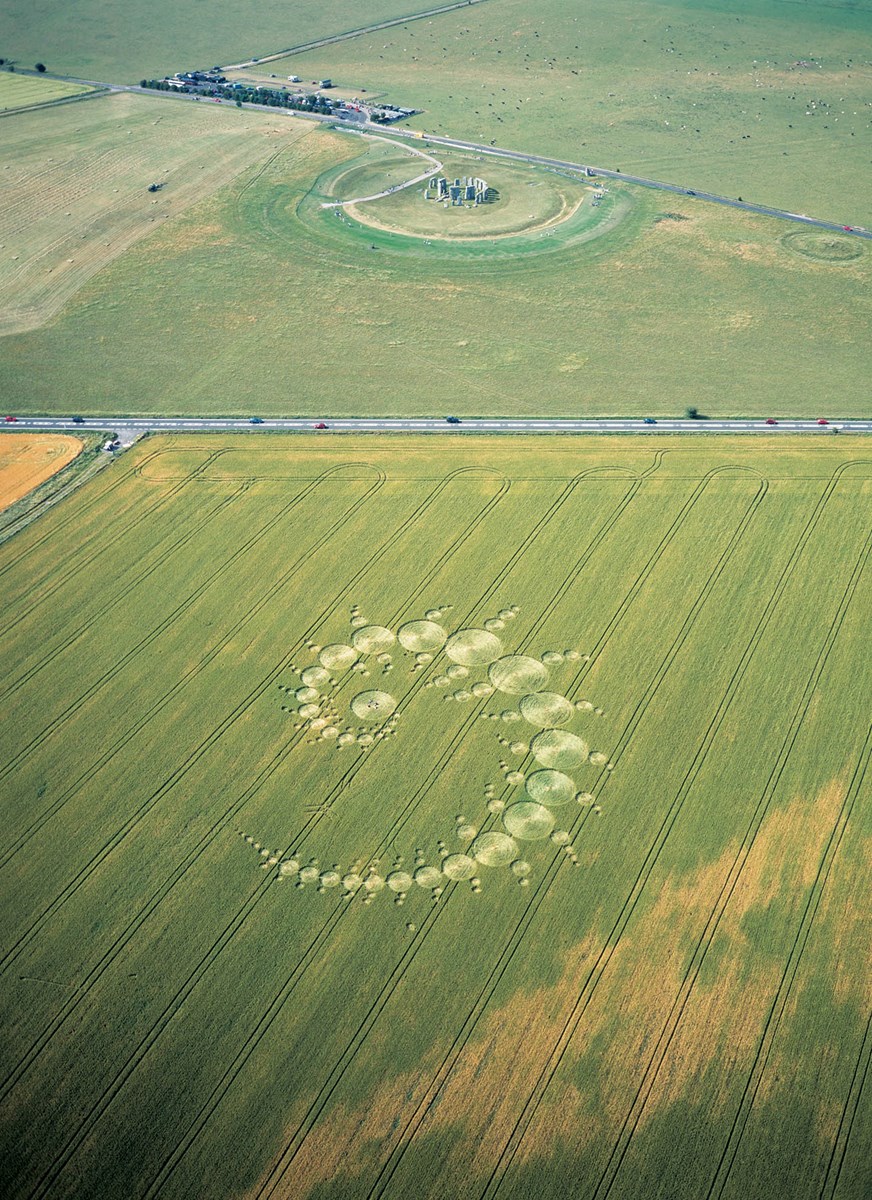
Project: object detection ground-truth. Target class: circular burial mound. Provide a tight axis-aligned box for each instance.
[782,231,863,263]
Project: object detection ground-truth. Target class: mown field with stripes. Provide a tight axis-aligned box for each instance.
[0,434,869,1200]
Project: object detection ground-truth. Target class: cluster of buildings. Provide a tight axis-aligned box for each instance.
[426,176,490,206]
[155,68,416,125]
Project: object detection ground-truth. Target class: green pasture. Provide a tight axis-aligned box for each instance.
[1,124,868,417]
[0,434,869,1200]
[0,92,320,336]
[0,0,465,83]
[278,0,872,226]
[0,72,92,111]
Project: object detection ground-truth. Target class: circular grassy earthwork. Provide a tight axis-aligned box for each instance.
[782,231,863,263]
[301,141,631,262]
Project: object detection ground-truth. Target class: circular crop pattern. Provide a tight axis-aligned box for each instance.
[489,655,549,695]
[398,620,448,652]
[319,643,358,670]
[387,871,413,892]
[352,625,396,654]
[442,853,477,880]
[782,231,863,263]
[350,690,397,721]
[519,692,575,727]
[295,686,320,703]
[525,769,577,807]
[414,864,443,888]
[471,831,519,866]
[503,802,556,840]
[444,628,504,666]
[301,666,331,688]
[531,729,589,769]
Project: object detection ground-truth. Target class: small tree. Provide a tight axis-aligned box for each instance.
[685,405,700,419]
[35,62,46,72]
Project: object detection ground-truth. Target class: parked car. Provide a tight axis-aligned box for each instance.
[643,417,656,424]
[817,418,829,426]
[445,416,461,424]
[249,416,264,424]
[765,418,778,425]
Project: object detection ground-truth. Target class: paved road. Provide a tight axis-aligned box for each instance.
[377,129,871,240]
[5,417,870,444]
[48,77,866,238]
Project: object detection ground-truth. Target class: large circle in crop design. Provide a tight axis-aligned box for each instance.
[471,831,519,866]
[398,620,447,653]
[519,692,575,727]
[319,643,358,670]
[503,802,556,840]
[350,690,397,721]
[488,655,549,695]
[531,729,589,769]
[351,625,396,654]
[525,769,577,807]
[444,628,503,666]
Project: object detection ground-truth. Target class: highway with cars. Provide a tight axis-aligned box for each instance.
[4,416,871,445]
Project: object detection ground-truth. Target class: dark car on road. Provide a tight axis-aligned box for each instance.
[249,416,264,424]
[71,415,85,424]
[445,416,461,424]
[643,417,656,424]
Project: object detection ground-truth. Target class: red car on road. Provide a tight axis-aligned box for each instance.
[765,418,778,425]
[313,422,329,430]
[817,418,829,425]
[4,415,17,422]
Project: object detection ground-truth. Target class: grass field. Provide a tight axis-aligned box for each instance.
[0,434,868,1200]
[0,0,466,83]
[278,0,872,227]
[0,433,82,509]
[1,124,868,417]
[0,92,323,336]
[0,72,93,111]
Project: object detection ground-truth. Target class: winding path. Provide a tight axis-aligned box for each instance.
[320,136,442,208]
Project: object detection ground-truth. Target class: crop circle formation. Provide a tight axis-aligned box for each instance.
[444,628,504,666]
[519,692,575,727]
[350,690,397,721]
[489,655,550,695]
[531,729,589,769]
